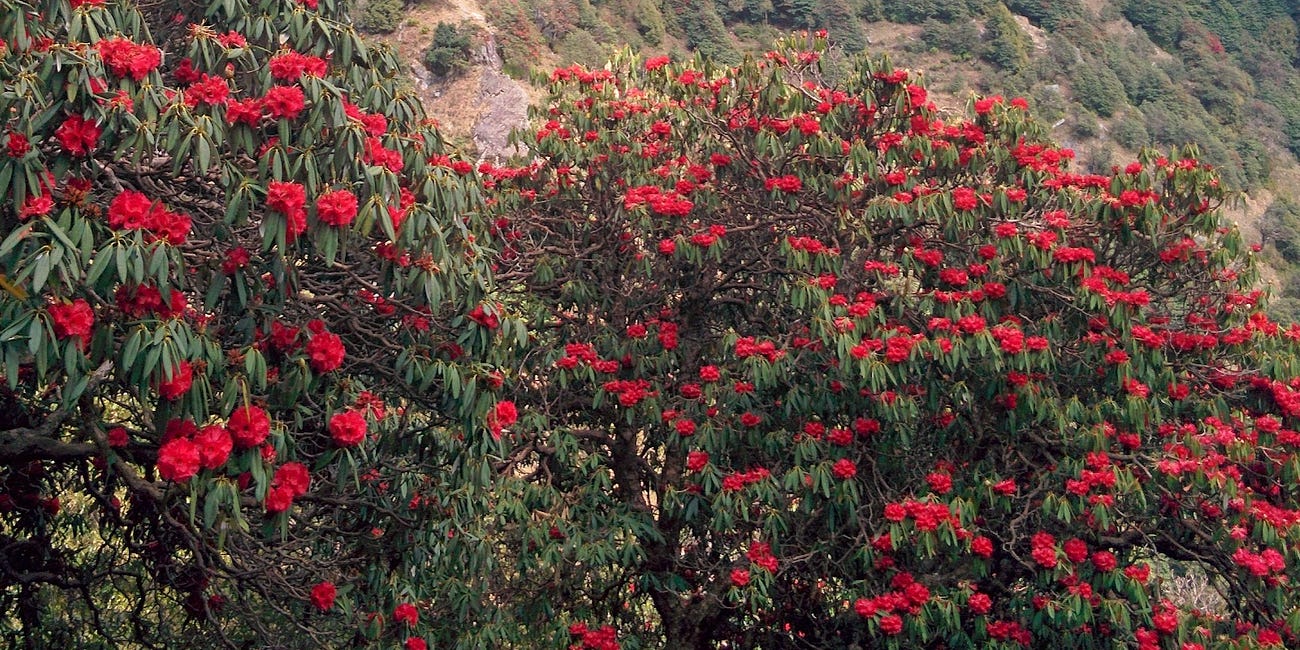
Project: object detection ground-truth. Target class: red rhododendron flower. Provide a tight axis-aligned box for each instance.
[183,74,230,106]
[157,437,201,482]
[48,299,94,346]
[274,462,311,497]
[831,458,857,479]
[6,132,30,157]
[310,581,336,611]
[968,592,992,615]
[107,427,129,448]
[19,194,53,219]
[315,188,358,227]
[686,451,709,472]
[95,37,161,80]
[268,50,328,80]
[765,175,802,193]
[926,471,953,494]
[879,614,903,635]
[1063,538,1089,563]
[730,568,749,587]
[195,424,233,470]
[675,419,696,436]
[228,405,271,448]
[486,400,518,440]
[264,484,294,513]
[54,114,101,156]
[393,602,418,627]
[263,85,306,120]
[971,536,994,558]
[156,360,194,400]
[306,331,346,372]
[226,97,263,125]
[1092,550,1117,572]
[329,409,368,447]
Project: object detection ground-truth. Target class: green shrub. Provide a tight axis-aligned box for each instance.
[633,0,668,45]
[1071,59,1127,117]
[1069,108,1100,138]
[356,0,404,33]
[666,0,739,64]
[424,22,473,77]
[556,28,606,67]
[1005,0,1084,29]
[981,3,1030,72]
[1112,109,1151,149]
[815,0,867,53]
[918,19,980,58]
[881,0,970,24]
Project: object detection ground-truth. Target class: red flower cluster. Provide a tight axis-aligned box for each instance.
[263,85,306,120]
[107,190,192,244]
[183,74,229,107]
[156,360,193,400]
[853,572,931,635]
[747,541,778,573]
[952,187,979,211]
[155,418,232,481]
[602,379,654,407]
[1232,546,1287,578]
[228,405,272,448]
[266,180,308,238]
[393,602,419,627]
[48,299,94,346]
[567,622,620,650]
[344,100,389,137]
[881,499,956,532]
[157,437,201,482]
[468,304,501,329]
[268,50,328,80]
[315,188,358,227]
[266,462,310,513]
[306,329,345,373]
[54,115,101,156]
[831,458,857,479]
[95,37,161,80]
[310,581,336,611]
[986,619,1031,646]
[226,98,263,125]
[486,400,518,440]
[329,410,368,447]
[195,425,233,469]
[1030,531,1057,569]
[734,336,783,362]
[623,185,693,217]
[115,284,187,319]
[729,568,749,587]
[720,467,770,492]
[686,451,709,472]
[6,132,30,157]
[764,175,802,193]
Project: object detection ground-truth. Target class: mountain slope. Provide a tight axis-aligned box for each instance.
[366,0,1300,313]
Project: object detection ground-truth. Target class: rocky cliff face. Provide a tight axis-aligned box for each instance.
[379,0,531,161]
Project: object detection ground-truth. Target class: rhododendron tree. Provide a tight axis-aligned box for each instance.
[0,0,504,646]
[473,35,1300,648]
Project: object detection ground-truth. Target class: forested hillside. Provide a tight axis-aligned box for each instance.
[362,0,1300,313]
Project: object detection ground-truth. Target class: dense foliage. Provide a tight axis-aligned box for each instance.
[477,35,1300,649]
[0,0,499,646]
[5,2,1300,649]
